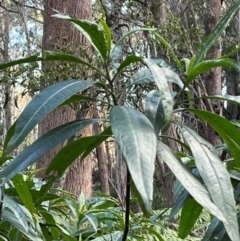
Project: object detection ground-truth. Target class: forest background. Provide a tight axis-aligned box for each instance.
[1,0,240,240]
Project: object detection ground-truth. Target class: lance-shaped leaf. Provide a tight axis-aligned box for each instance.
[52,14,108,60]
[3,196,28,232]
[144,59,174,128]
[110,106,157,212]
[116,55,143,75]
[187,58,240,84]
[46,127,112,178]
[180,126,239,241]
[4,80,95,154]
[144,90,164,135]
[157,142,225,222]
[44,51,105,77]
[193,1,240,67]
[178,198,203,239]
[0,55,42,71]
[0,119,99,185]
[189,109,240,167]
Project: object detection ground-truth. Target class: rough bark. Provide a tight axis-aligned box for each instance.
[204,0,222,146]
[92,106,110,195]
[37,0,93,198]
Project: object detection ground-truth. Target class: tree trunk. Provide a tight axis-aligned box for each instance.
[204,0,222,146]
[92,105,110,195]
[37,0,93,198]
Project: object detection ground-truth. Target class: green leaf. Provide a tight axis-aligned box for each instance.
[153,32,183,73]
[100,20,112,56]
[194,1,240,66]
[187,58,240,84]
[178,198,203,238]
[11,174,36,215]
[0,55,42,71]
[116,55,143,75]
[2,210,42,241]
[202,218,223,241]
[157,142,225,222]
[126,69,153,87]
[180,125,239,241]
[53,14,108,60]
[144,59,174,128]
[0,119,99,185]
[113,28,155,55]
[189,109,240,167]
[46,127,111,178]
[43,51,105,76]
[144,90,164,135]
[60,94,95,106]
[110,106,157,212]
[4,80,95,154]
[3,197,28,232]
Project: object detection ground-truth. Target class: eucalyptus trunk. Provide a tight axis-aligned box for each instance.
[37,0,93,198]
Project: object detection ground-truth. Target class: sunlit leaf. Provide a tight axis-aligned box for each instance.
[116,55,143,74]
[181,125,239,241]
[157,142,225,222]
[4,80,95,154]
[0,119,99,185]
[110,106,156,212]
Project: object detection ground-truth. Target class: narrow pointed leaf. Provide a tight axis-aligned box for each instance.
[157,142,226,222]
[144,59,174,128]
[181,125,239,241]
[0,119,98,185]
[126,69,154,87]
[44,51,105,76]
[161,67,184,89]
[110,106,157,212]
[178,198,203,238]
[46,127,112,177]
[189,109,240,167]
[144,90,164,135]
[0,55,42,71]
[113,28,155,54]
[187,58,240,84]
[4,80,95,154]
[11,174,36,215]
[53,14,108,60]
[194,1,240,66]
[153,32,183,73]
[202,218,224,241]
[100,20,112,56]
[116,55,143,74]
[3,197,28,232]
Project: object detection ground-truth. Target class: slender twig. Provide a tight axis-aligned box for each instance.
[122,169,131,241]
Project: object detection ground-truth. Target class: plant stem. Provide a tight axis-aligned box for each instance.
[122,169,131,241]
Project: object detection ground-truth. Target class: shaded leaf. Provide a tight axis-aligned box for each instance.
[0,55,41,71]
[144,59,174,128]
[4,80,95,154]
[157,142,225,222]
[0,119,99,185]
[60,94,95,106]
[46,127,112,178]
[193,1,240,66]
[189,109,240,167]
[181,125,239,241]
[110,106,156,212]
[178,198,203,238]
[144,90,164,135]
[117,55,143,74]
[53,14,108,60]
[187,58,240,84]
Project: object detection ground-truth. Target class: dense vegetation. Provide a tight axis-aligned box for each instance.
[1,1,240,241]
